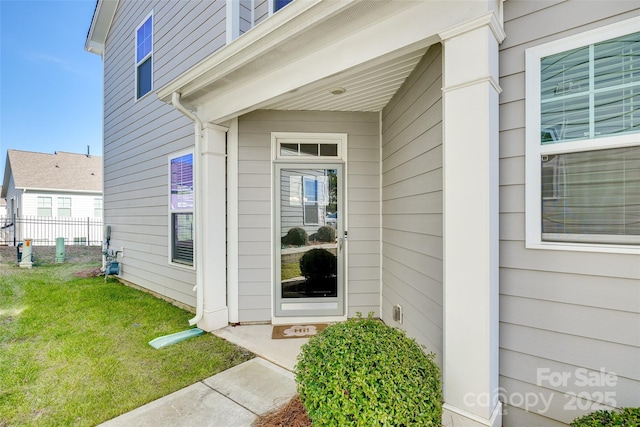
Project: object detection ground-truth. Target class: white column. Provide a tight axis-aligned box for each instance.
[198,123,229,331]
[440,12,504,427]
[226,118,239,324]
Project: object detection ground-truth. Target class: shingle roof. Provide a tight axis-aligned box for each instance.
[3,150,102,193]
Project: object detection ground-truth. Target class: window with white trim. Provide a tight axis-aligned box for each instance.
[135,13,153,99]
[58,197,71,218]
[526,18,640,250]
[169,152,194,266]
[37,196,52,217]
[94,198,103,218]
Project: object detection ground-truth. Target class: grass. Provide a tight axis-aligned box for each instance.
[281,261,302,281]
[0,260,252,426]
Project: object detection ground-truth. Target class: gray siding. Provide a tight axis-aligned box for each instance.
[102,0,227,307]
[254,0,269,26]
[499,2,640,425]
[380,44,443,364]
[239,0,252,35]
[237,110,380,322]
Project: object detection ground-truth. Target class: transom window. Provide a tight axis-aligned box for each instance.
[169,152,194,266]
[273,133,346,161]
[136,13,153,99]
[526,18,640,251]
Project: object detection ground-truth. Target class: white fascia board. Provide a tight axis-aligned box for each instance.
[85,0,119,56]
[19,188,102,195]
[197,1,481,123]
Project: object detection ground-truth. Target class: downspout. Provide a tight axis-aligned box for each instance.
[171,92,204,327]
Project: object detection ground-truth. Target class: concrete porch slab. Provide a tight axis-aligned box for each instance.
[212,323,308,371]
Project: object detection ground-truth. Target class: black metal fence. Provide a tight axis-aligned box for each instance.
[0,216,103,246]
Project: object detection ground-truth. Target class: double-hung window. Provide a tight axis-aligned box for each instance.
[274,0,292,12]
[37,196,52,217]
[526,17,640,251]
[169,152,194,266]
[94,198,103,218]
[58,197,71,217]
[136,13,153,99]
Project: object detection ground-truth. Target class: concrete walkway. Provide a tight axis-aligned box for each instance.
[98,324,308,427]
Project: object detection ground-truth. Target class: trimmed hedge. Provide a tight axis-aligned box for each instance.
[299,248,336,281]
[316,225,336,243]
[571,407,640,426]
[282,227,308,246]
[296,313,442,426]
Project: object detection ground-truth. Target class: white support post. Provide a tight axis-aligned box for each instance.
[441,11,504,427]
[198,123,230,331]
[226,118,240,324]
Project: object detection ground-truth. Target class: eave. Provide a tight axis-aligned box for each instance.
[85,0,118,56]
[157,0,492,124]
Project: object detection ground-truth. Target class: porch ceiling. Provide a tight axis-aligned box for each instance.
[259,48,428,113]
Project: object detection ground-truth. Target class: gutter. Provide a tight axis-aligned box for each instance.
[13,188,102,194]
[171,92,204,327]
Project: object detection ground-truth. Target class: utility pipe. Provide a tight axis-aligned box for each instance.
[171,92,204,327]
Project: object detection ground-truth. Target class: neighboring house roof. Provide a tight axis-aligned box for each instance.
[1,150,102,196]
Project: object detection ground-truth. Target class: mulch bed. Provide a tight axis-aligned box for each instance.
[254,395,312,427]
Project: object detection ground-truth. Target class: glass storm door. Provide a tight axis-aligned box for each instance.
[275,164,344,317]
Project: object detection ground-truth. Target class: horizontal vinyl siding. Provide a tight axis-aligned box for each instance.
[254,0,269,26]
[239,0,252,35]
[237,110,380,322]
[380,44,443,364]
[499,2,640,426]
[102,0,227,307]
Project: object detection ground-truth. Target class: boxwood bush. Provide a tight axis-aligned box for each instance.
[316,225,336,243]
[296,313,442,426]
[282,227,308,246]
[299,248,336,281]
[571,407,640,426]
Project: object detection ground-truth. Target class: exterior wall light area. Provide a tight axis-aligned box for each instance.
[330,87,346,95]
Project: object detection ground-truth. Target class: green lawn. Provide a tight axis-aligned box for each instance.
[0,261,252,426]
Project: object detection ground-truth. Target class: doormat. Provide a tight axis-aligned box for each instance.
[272,324,328,339]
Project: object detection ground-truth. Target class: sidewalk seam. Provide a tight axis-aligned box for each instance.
[200,380,264,417]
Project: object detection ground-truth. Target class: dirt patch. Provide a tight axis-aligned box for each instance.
[254,395,312,427]
[0,245,102,266]
[74,267,104,278]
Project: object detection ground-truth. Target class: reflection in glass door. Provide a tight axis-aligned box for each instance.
[275,165,344,317]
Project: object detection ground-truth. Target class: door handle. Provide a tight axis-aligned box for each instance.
[339,231,347,251]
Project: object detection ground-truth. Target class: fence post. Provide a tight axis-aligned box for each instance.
[87,217,90,246]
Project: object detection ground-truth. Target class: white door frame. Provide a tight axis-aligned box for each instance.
[270,132,349,324]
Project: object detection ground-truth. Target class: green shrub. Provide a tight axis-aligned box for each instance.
[282,227,308,246]
[571,407,640,426]
[316,225,336,243]
[299,248,336,281]
[296,313,442,426]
